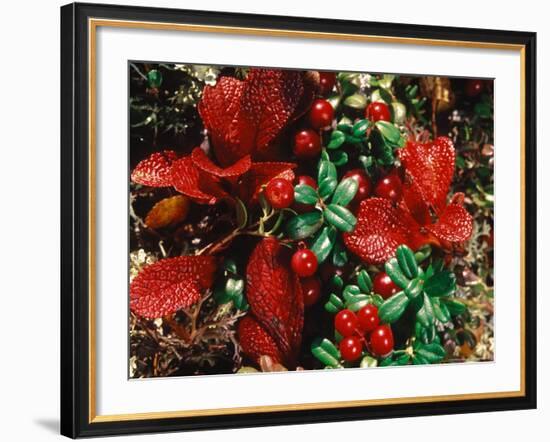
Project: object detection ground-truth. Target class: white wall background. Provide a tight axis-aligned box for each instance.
[0,0,546,440]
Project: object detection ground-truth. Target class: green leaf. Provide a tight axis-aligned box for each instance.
[415,322,436,344]
[327,130,346,149]
[294,184,318,205]
[225,277,244,297]
[318,159,337,183]
[331,274,344,291]
[396,245,419,278]
[384,258,410,289]
[222,259,238,274]
[324,204,357,232]
[357,269,373,293]
[352,119,370,138]
[375,121,401,145]
[235,198,248,229]
[415,343,446,363]
[416,293,435,328]
[330,150,349,166]
[332,239,348,267]
[391,102,407,125]
[424,270,456,297]
[147,69,163,88]
[412,354,429,365]
[342,285,361,303]
[310,226,337,264]
[285,211,323,240]
[432,298,451,323]
[311,339,342,368]
[325,293,344,311]
[378,291,409,324]
[331,177,359,206]
[395,353,411,366]
[414,245,432,264]
[404,278,424,300]
[318,176,338,200]
[344,93,367,109]
[325,302,340,314]
[442,297,467,316]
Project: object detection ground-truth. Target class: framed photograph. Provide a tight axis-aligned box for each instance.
[60,2,537,438]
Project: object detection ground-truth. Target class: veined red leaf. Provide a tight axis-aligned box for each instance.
[171,156,227,204]
[238,315,282,365]
[191,147,251,177]
[130,256,217,318]
[131,150,177,187]
[246,237,303,367]
[343,198,415,264]
[427,202,473,243]
[399,137,455,212]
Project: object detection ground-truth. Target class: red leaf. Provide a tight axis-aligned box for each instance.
[246,238,303,367]
[343,198,416,264]
[402,172,432,226]
[171,156,227,204]
[399,136,455,212]
[199,69,316,166]
[238,315,282,365]
[238,69,307,156]
[427,202,473,243]
[130,256,217,319]
[240,161,296,202]
[131,150,177,187]
[198,76,245,166]
[191,147,251,178]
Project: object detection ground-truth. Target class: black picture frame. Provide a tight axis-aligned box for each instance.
[61,2,537,438]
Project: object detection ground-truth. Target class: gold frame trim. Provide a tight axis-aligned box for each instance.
[88,18,527,424]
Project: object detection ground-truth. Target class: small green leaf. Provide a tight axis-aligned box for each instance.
[324,204,357,232]
[331,177,359,206]
[318,160,337,183]
[319,177,338,200]
[357,269,373,293]
[222,259,238,274]
[332,239,348,267]
[294,184,318,205]
[442,297,467,316]
[330,150,348,166]
[396,245,419,278]
[404,278,424,300]
[384,258,410,289]
[331,274,344,291]
[375,121,401,144]
[424,270,456,297]
[342,285,361,303]
[414,245,432,264]
[391,102,407,125]
[285,211,323,240]
[344,93,367,109]
[352,119,370,138]
[432,298,451,323]
[415,343,446,363]
[311,338,342,368]
[416,293,435,328]
[327,130,346,149]
[310,226,337,264]
[378,291,409,324]
[327,293,344,310]
[412,354,429,365]
[147,69,163,88]
[225,277,244,297]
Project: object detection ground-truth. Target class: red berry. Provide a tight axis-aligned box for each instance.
[318,72,336,95]
[301,276,322,307]
[291,248,318,277]
[357,304,380,333]
[265,178,294,209]
[465,79,484,97]
[366,102,391,122]
[373,272,399,299]
[374,174,402,203]
[308,99,334,129]
[370,325,394,357]
[293,129,321,159]
[334,309,359,338]
[296,175,317,189]
[339,336,363,362]
[342,169,371,204]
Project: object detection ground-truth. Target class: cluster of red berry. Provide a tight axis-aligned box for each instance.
[335,305,394,362]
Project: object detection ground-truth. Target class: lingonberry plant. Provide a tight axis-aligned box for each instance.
[129,63,494,377]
